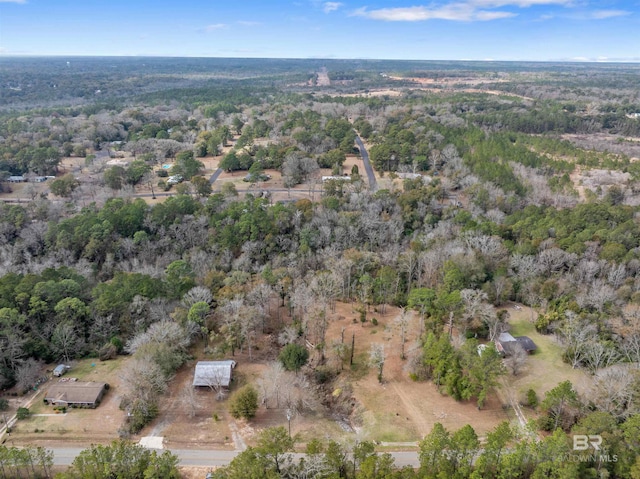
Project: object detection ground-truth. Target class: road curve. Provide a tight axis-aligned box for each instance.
[355,134,377,191]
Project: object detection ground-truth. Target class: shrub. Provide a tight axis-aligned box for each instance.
[110,336,124,352]
[125,400,159,434]
[16,407,30,420]
[99,342,118,361]
[229,385,259,420]
[314,367,334,384]
[0,398,8,411]
[526,389,539,409]
[278,343,309,372]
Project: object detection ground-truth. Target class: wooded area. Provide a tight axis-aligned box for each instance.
[1,57,640,478]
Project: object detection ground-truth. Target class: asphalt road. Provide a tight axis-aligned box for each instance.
[46,447,420,468]
[355,134,377,191]
[209,168,223,184]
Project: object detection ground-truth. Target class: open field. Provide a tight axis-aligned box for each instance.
[6,358,127,445]
[501,303,590,402]
[325,303,510,442]
[7,303,510,449]
[3,303,589,451]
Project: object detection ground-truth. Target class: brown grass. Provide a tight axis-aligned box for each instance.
[325,303,510,441]
[8,358,127,445]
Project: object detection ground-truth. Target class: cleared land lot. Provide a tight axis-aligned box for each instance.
[6,358,126,445]
[6,302,584,451]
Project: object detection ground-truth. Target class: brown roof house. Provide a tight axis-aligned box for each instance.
[44,382,108,408]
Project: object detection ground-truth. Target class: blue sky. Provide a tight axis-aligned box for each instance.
[0,0,638,61]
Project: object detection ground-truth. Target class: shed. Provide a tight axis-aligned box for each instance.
[44,382,108,408]
[53,364,67,377]
[7,176,25,183]
[193,360,236,388]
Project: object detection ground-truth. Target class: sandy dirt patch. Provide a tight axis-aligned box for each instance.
[325,303,510,441]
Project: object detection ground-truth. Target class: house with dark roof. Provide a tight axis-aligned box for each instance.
[495,332,537,356]
[193,360,236,389]
[44,382,108,408]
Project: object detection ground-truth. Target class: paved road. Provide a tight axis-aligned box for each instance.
[355,134,377,191]
[209,168,223,184]
[47,447,420,468]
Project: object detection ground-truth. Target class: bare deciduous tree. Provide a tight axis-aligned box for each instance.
[197,367,228,401]
[587,365,639,419]
[182,286,213,309]
[582,340,619,374]
[120,357,167,405]
[504,343,528,376]
[257,362,286,409]
[51,321,84,362]
[557,311,598,369]
[369,343,386,383]
[15,358,44,393]
[394,308,410,360]
[621,332,640,365]
[181,383,199,418]
[126,320,191,355]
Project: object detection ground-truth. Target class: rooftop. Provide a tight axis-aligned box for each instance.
[45,381,107,405]
[193,360,236,387]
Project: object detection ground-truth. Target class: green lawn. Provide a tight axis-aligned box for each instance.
[65,357,126,380]
[506,311,588,397]
[509,319,565,365]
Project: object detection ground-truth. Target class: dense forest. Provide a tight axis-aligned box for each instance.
[1,57,640,478]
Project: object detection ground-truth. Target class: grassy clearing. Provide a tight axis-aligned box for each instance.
[506,307,588,398]
[509,318,565,366]
[67,357,126,380]
[360,408,418,442]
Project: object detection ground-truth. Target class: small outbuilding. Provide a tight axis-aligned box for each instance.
[193,360,236,389]
[44,381,108,408]
[53,364,68,377]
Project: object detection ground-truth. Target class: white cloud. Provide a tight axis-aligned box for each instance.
[323,2,343,13]
[352,4,515,22]
[475,10,517,20]
[0,0,27,3]
[471,0,573,7]
[352,0,578,22]
[203,23,227,32]
[237,20,261,26]
[588,9,630,19]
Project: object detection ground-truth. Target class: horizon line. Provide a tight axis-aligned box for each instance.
[1,53,640,65]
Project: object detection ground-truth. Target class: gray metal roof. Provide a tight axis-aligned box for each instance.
[498,332,516,343]
[193,360,236,387]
